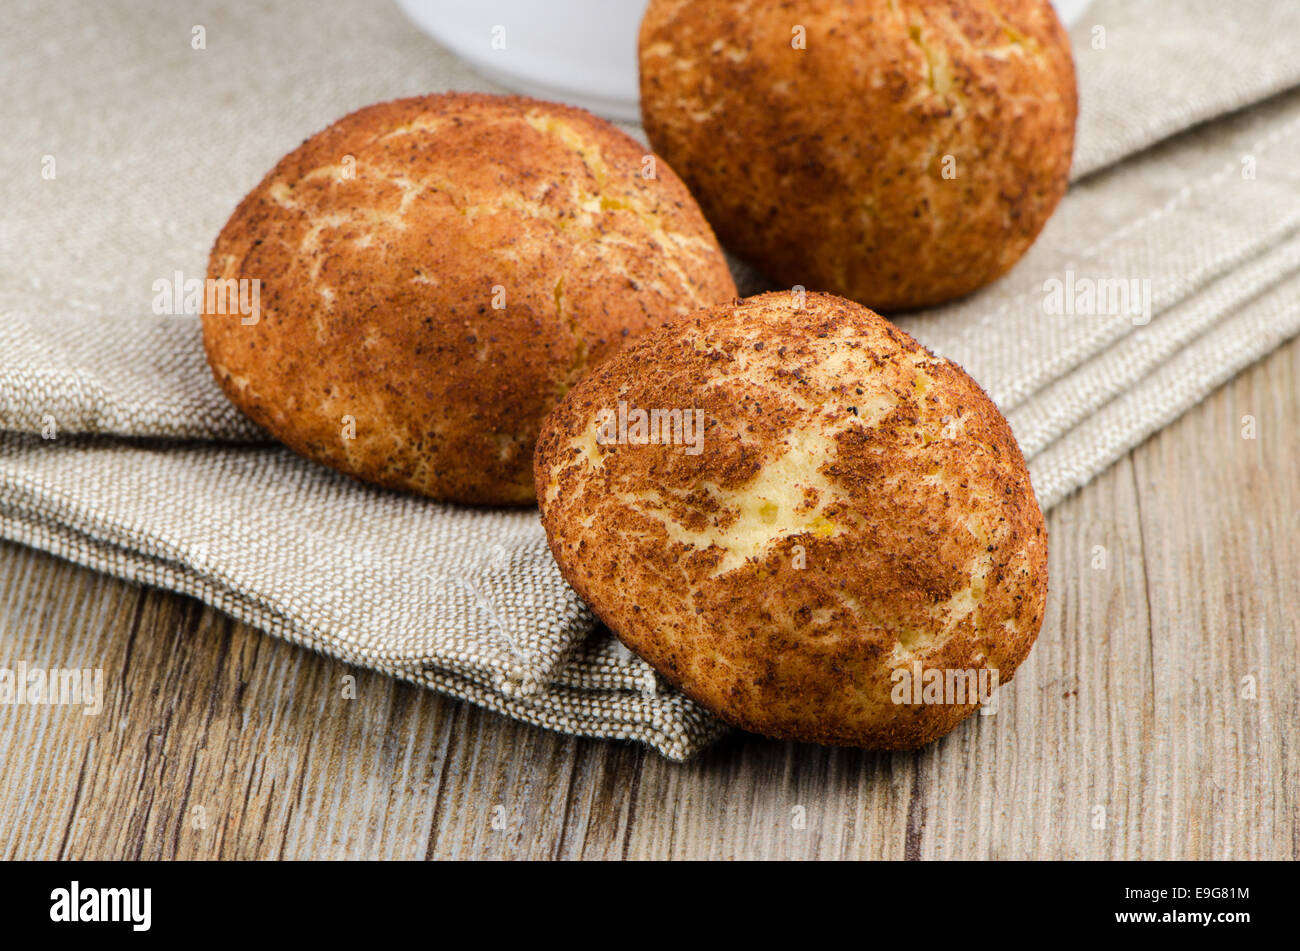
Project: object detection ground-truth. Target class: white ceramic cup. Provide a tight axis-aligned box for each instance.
[393,0,1092,123]
[393,0,651,122]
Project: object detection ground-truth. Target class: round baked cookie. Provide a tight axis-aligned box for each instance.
[639,0,1077,311]
[202,93,737,505]
[535,291,1047,748]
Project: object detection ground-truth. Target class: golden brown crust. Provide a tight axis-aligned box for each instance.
[535,291,1047,748]
[202,93,736,505]
[639,0,1077,311]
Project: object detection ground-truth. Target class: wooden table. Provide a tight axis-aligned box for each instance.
[2,337,1296,860]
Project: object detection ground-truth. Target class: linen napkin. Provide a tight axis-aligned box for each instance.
[3,0,1298,759]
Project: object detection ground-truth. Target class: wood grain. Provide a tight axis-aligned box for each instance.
[2,336,1297,860]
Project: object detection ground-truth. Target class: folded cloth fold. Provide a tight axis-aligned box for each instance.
[2,0,1298,758]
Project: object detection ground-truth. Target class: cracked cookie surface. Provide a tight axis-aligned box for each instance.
[203,93,736,504]
[535,291,1048,748]
[639,0,1077,311]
